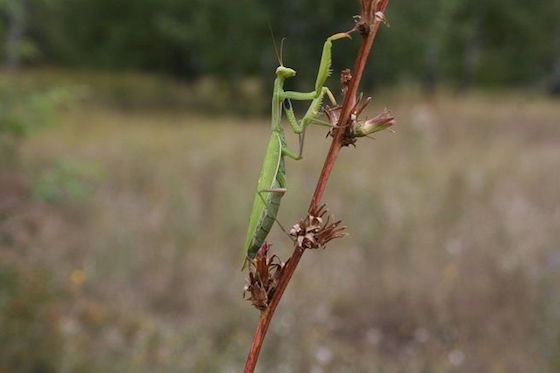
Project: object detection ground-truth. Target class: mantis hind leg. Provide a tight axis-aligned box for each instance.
[256,171,294,240]
[256,188,291,238]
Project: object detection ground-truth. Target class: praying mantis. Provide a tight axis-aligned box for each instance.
[242,31,350,268]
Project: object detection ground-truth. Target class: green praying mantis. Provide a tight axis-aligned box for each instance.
[242,31,350,268]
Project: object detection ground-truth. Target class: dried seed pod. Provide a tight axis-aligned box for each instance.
[243,243,286,311]
[325,89,395,147]
[290,204,346,250]
[353,107,395,137]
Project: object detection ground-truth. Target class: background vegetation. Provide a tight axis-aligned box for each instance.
[2,0,560,97]
[1,0,559,371]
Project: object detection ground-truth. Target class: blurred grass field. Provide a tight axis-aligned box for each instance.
[1,71,560,372]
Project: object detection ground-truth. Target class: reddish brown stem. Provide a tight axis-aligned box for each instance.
[244,247,304,372]
[310,2,388,210]
[245,2,390,371]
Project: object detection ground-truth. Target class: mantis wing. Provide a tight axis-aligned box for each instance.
[242,132,283,267]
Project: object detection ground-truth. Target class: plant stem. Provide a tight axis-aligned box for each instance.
[245,2,391,371]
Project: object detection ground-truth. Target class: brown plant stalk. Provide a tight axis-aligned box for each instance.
[244,1,392,371]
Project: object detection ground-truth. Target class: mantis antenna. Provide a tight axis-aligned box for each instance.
[279,38,287,66]
[268,21,284,66]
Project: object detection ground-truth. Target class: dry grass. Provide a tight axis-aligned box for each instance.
[1,86,560,371]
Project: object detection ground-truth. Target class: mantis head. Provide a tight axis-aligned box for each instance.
[276,65,296,79]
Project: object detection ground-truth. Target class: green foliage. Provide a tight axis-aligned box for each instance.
[33,157,103,205]
[0,0,556,92]
[0,77,80,162]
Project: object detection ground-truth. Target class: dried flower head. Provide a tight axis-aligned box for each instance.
[353,107,396,137]
[243,243,286,311]
[353,1,389,38]
[325,70,395,147]
[340,68,353,104]
[290,204,346,250]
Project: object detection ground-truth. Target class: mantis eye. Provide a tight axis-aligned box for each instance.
[283,99,292,110]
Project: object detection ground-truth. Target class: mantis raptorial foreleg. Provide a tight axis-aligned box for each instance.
[242,31,350,268]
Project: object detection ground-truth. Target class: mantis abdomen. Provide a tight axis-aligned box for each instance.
[247,174,283,257]
[243,133,286,267]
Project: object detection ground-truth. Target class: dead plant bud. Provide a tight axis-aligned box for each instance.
[243,242,286,311]
[354,0,389,37]
[290,204,346,250]
[353,107,396,137]
[325,90,395,146]
[340,69,353,101]
[375,11,390,27]
[341,69,353,86]
[325,104,343,128]
[323,69,354,132]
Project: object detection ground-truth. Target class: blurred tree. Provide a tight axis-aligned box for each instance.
[548,1,560,95]
[3,0,25,68]
[1,0,40,66]
[473,0,555,86]
[0,0,557,96]
[422,0,461,95]
[457,2,482,93]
